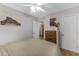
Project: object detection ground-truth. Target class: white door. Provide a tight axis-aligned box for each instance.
[76,14,79,50]
[59,16,76,51]
[33,21,41,39]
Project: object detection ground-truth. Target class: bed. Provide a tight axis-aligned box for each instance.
[0,39,62,56]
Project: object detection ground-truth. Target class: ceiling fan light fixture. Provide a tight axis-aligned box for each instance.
[30,6,36,12]
[25,3,46,13]
[36,7,41,11]
[36,7,45,12]
[30,6,46,13]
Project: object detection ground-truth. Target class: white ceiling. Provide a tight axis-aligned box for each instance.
[1,3,79,18]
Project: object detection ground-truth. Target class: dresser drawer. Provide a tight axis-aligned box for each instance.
[45,31,56,34]
[45,34,56,38]
[45,31,56,43]
[45,31,56,38]
[46,38,56,43]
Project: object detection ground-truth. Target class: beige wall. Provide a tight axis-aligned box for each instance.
[0,4,37,44]
[42,6,79,31]
[42,6,79,52]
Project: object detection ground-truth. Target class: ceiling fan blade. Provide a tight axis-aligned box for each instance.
[36,3,45,6]
[36,7,45,12]
[24,4,32,6]
[30,6,36,12]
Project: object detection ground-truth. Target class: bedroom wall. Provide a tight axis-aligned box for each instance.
[41,6,79,35]
[0,4,36,44]
[42,6,79,29]
[42,6,79,52]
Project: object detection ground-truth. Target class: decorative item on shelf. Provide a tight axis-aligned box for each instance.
[0,16,21,26]
[50,18,60,27]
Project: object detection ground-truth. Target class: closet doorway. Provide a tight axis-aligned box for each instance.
[33,20,44,39]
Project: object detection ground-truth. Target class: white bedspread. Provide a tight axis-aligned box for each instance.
[0,39,62,56]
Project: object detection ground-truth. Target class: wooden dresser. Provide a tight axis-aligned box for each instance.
[45,31,56,43]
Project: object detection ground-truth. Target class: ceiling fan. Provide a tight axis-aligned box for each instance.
[24,3,46,13]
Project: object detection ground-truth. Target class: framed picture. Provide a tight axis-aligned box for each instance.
[0,16,21,26]
[50,18,56,26]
